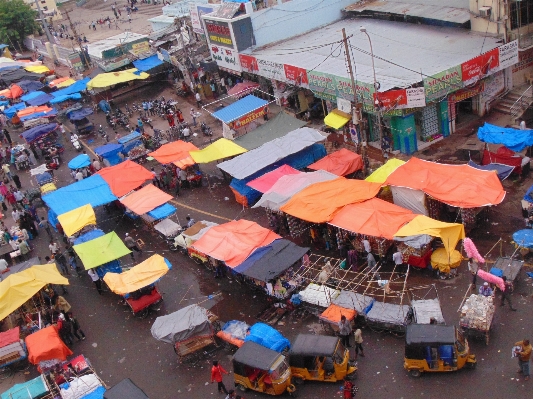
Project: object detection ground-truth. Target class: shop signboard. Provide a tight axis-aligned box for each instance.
[204,19,233,48]
[283,64,308,87]
[405,88,426,108]
[190,3,219,35]
[131,41,150,56]
[68,52,83,70]
[481,70,505,102]
[499,40,519,70]
[461,48,499,86]
[230,106,267,129]
[256,58,285,81]
[512,46,533,73]
[210,45,241,73]
[307,71,337,102]
[424,65,463,102]
[239,54,258,72]
[448,82,484,103]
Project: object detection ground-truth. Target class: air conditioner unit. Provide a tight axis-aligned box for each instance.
[479,6,492,18]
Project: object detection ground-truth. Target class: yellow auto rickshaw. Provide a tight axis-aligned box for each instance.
[233,341,296,396]
[404,324,476,377]
[289,334,357,383]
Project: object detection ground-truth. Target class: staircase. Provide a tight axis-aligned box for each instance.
[492,84,533,117]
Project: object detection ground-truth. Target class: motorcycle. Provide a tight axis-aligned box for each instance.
[70,135,82,152]
[98,125,109,142]
[124,103,133,117]
[140,115,153,128]
[106,112,117,129]
[200,122,213,136]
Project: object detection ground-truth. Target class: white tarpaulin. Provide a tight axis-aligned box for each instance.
[411,298,445,324]
[217,127,325,179]
[253,170,338,211]
[391,186,428,215]
[299,283,340,308]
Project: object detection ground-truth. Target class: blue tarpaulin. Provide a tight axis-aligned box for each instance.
[212,95,268,124]
[21,123,57,143]
[98,100,111,113]
[20,91,45,102]
[477,122,533,152]
[17,80,44,92]
[49,93,82,104]
[19,109,56,122]
[43,174,117,215]
[51,77,90,97]
[26,93,53,106]
[96,260,122,278]
[0,100,9,106]
[133,55,163,72]
[146,203,176,220]
[513,229,533,249]
[4,103,25,118]
[1,375,48,399]
[118,131,141,144]
[68,107,93,120]
[74,229,105,245]
[524,184,533,204]
[78,385,105,399]
[244,323,290,352]
[68,154,91,169]
[95,143,123,166]
[35,172,52,186]
[467,160,514,181]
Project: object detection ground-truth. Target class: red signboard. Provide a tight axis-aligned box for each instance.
[230,106,267,129]
[461,48,499,83]
[283,64,308,85]
[239,54,258,71]
[373,89,408,108]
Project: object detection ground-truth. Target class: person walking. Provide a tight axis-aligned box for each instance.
[468,258,478,292]
[190,108,197,126]
[501,276,517,311]
[392,247,405,277]
[54,294,71,313]
[67,312,86,341]
[354,328,365,357]
[124,233,142,259]
[12,174,21,189]
[195,91,203,108]
[211,360,228,394]
[40,218,53,237]
[18,239,30,260]
[88,268,103,295]
[514,339,532,381]
[338,315,352,348]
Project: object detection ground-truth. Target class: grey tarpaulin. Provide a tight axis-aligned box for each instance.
[366,301,410,325]
[411,298,445,324]
[332,291,375,315]
[104,378,149,399]
[150,304,211,344]
[406,324,456,346]
[233,341,282,370]
[290,334,338,357]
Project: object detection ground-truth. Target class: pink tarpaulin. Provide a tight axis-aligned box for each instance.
[246,165,302,193]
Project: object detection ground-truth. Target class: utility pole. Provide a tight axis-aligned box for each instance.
[64,8,89,69]
[33,0,57,63]
[342,28,367,175]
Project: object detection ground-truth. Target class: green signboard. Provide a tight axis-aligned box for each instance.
[423,65,463,103]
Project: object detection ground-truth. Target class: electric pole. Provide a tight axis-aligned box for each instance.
[64,8,89,69]
[342,28,367,175]
[33,0,57,63]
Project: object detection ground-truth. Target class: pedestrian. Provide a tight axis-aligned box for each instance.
[501,276,517,310]
[343,378,356,399]
[57,313,74,346]
[210,360,228,394]
[137,118,144,133]
[354,328,365,357]
[107,19,111,29]
[92,158,101,171]
[179,167,188,189]
[18,239,30,260]
[514,339,532,380]
[224,390,236,399]
[362,238,371,254]
[3,129,11,145]
[67,312,86,341]
[186,215,195,228]
[54,294,71,313]
[392,247,405,277]
[2,163,12,180]
[124,233,142,259]
[520,119,527,130]
[166,112,175,127]
[40,218,53,237]
[49,239,59,256]
[88,268,103,294]
[117,7,122,16]
[69,255,79,277]
[366,251,376,269]
[13,190,23,206]
[468,257,478,292]
[479,282,493,297]
[190,108,197,126]
[338,314,352,348]
[12,174,21,189]
[75,169,83,181]
[151,167,161,188]
[195,91,202,108]
[55,252,69,275]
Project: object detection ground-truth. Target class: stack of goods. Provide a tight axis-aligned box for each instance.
[286,214,309,238]
[9,225,23,240]
[0,327,25,368]
[460,294,495,331]
[128,144,147,159]
[299,283,340,308]
[352,236,391,257]
[397,242,432,263]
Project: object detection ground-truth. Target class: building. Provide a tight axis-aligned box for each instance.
[25,0,62,21]
[87,33,151,72]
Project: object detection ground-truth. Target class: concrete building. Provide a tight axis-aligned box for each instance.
[25,0,62,21]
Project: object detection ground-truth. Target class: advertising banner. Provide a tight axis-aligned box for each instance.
[424,65,463,102]
[498,40,519,70]
[204,19,233,48]
[230,106,267,129]
[307,71,337,102]
[461,48,499,85]
[190,4,219,35]
[448,82,484,103]
[283,64,308,86]
[239,54,258,72]
[256,58,285,81]
[209,45,241,73]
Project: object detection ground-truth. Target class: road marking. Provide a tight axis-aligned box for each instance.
[169,199,232,221]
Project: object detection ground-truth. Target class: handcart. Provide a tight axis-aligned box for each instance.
[0,327,27,371]
[459,294,495,345]
[489,256,523,290]
[173,220,218,261]
[365,301,412,334]
[154,218,183,251]
[215,320,249,351]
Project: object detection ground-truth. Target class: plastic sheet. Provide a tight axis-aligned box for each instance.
[411,298,445,324]
[244,323,290,352]
[222,320,249,340]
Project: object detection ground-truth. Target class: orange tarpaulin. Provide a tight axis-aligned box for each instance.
[48,76,71,88]
[97,160,154,197]
[148,140,199,164]
[385,157,506,208]
[319,304,356,324]
[0,84,23,99]
[191,219,280,267]
[173,156,196,169]
[328,198,416,239]
[280,178,382,223]
[17,105,53,118]
[26,326,73,364]
[120,184,173,215]
[307,148,363,176]
[246,165,302,193]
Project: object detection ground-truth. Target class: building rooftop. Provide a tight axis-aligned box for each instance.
[88,32,148,59]
[242,18,502,91]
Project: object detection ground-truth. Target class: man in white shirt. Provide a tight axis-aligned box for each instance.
[75,169,83,182]
[0,258,8,272]
[392,248,406,277]
[182,126,190,138]
[92,159,101,171]
[195,92,202,109]
[12,208,21,222]
[362,239,371,253]
[49,240,59,256]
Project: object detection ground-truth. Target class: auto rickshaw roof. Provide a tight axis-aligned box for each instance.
[405,325,456,346]
[233,341,282,371]
[290,334,339,357]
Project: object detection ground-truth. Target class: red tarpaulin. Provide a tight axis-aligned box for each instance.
[307,148,363,176]
[227,81,260,97]
[482,148,523,174]
[0,327,20,348]
[26,326,73,364]
[246,165,302,193]
[97,160,154,197]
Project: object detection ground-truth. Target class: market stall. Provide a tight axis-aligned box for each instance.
[0,327,27,370]
[94,143,124,166]
[72,231,130,273]
[97,160,154,197]
[117,131,148,163]
[246,165,302,194]
[189,138,247,164]
[67,154,91,171]
[20,122,58,144]
[67,107,94,135]
[148,140,198,166]
[25,325,73,365]
[56,204,96,238]
[307,148,363,177]
[173,220,218,262]
[298,282,340,314]
[104,379,148,399]
[365,301,411,333]
[459,294,495,345]
[119,184,173,225]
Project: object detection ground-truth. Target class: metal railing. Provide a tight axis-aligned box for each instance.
[510,85,533,118]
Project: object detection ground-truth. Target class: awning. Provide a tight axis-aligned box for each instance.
[394,215,465,257]
[74,229,105,245]
[26,93,53,106]
[191,219,280,268]
[147,203,176,220]
[320,304,356,324]
[227,81,260,97]
[307,148,362,176]
[0,264,69,321]
[21,90,46,102]
[67,107,93,121]
[365,158,405,183]
[49,93,82,104]
[385,157,506,208]
[246,165,302,193]
[189,138,247,163]
[67,154,91,169]
[51,77,90,97]
[132,54,164,72]
[73,231,131,270]
[57,204,96,237]
[97,160,154,197]
[151,304,211,344]
[17,80,44,92]
[324,109,351,129]
[87,68,149,89]
[17,105,53,118]
[20,122,58,143]
[4,103,26,118]
[467,160,514,181]
[212,95,268,124]
[103,254,171,295]
[328,198,416,239]
[0,375,49,399]
[280,178,382,223]
[25,326,73,365]
[120,184,173,215]
[148,140,198,164]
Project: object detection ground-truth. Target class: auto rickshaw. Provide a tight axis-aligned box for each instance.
[233,341,296,396]
[404,324,476,377]
[289,334,357,383]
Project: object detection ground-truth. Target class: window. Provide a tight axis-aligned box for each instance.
[510,0,533,30]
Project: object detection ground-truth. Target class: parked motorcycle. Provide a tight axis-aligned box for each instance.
[200,122,213,136]
[98,125,109,142]
[70,134,82,152]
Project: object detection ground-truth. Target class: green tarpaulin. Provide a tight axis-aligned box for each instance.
[73,232,131,270]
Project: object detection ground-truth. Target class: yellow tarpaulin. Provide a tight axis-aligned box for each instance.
[190,138,247,164]
[324,109,351,130]
[366,158,406,184]
[57,204,96,237]
[394,215,465,257]
[55,78,76,88]
[87,68,149,89]
[40,183,56,194]
[24,65,50,74]
[103,254,171,295]
[0,264,69,321]
[430,248,463,273]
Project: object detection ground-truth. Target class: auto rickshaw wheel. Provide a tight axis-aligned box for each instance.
[237,384,247,392]
[292,376,304,385]
[409,369,421,378]
[135,308,149,319]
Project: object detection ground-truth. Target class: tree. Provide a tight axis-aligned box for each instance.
[0,0,38,49]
